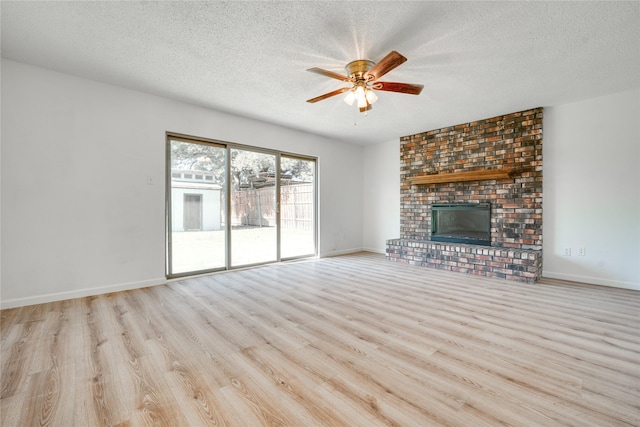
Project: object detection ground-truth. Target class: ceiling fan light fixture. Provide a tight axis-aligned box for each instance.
[365,88,378,104]
[344,90,356,105]
[350,84,376,111]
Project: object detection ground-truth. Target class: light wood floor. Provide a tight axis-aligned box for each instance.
[2,252,639,426]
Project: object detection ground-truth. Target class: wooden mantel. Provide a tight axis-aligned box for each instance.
[408,168,517,185]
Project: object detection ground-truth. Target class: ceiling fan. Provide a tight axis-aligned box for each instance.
[306,51,423,113]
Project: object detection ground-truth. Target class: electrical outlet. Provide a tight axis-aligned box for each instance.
[146,175,154,185]
[577,246,586,256]
[563,247,571,256]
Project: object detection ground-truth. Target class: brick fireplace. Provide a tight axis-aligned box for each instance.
[386,108,543,282]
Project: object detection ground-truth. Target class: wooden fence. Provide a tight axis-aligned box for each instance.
[231,184,313,230]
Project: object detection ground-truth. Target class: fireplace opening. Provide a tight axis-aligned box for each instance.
[431,203,490,246]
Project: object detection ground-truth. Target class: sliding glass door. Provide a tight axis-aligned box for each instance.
[167,135,316,277]
[280,155,316,259]
[230,148,277,267]
[168,138,227,275]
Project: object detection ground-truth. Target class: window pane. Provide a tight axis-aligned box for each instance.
[230,148,277,266]
[280,156,315,258]
[169,140,226,274]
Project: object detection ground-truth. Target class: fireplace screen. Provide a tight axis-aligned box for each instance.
[431,203,490,246]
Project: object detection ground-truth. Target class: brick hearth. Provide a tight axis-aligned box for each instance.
[386,108,543,282]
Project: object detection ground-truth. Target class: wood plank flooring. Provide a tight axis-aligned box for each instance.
[2,252,639,426]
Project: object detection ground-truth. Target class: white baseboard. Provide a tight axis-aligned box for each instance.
[0,278,167,309]
[543,271,639,291]
[361,247,386,254]
[319,248,364,258]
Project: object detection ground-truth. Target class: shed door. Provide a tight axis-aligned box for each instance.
[183,194,202,231]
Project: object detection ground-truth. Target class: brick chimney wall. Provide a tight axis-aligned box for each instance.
[387,108,543,282]
[400,108,543,250]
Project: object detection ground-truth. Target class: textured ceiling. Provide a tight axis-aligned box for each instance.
[2,1,639,145]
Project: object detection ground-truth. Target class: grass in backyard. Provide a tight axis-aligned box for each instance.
[171,227,314,274]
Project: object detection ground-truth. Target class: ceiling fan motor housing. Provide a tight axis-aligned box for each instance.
[345,60,375,80]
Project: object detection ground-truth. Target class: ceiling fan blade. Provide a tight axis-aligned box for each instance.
[307,67,352,82]
[366,51,407,80]
[306,87,351,103]
[372,81,424,95]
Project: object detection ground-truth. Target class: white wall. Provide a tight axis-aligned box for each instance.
[1,59,364,308]
[543,89,640,289]
[3,60,636,309]
[362,139,400,253]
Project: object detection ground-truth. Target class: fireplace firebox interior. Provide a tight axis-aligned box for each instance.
[431,203,490,246]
